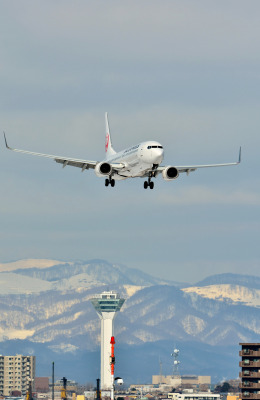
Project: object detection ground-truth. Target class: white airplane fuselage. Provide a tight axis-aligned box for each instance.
[105,141,164,179]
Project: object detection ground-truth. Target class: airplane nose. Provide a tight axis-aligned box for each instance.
[152,148,164,163]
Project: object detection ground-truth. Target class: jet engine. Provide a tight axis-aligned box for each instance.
[162,166,179,181]
[95,162,112,177]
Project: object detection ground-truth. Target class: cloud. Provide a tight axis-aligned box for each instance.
[158,185,260,206]
[2,1,260,64]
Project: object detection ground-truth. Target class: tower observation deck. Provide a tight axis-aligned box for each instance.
[90,291,125,390]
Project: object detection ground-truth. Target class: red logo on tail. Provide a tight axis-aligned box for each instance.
[105,133,109,152]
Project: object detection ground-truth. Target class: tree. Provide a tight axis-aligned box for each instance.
[214,382,232,393]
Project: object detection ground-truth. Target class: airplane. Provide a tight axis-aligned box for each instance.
[3,113,241,189]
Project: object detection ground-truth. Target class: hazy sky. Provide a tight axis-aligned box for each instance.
[0,1,259,283]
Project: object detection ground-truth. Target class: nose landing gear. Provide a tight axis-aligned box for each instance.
[105,178,115,187]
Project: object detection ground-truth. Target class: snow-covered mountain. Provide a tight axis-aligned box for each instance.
[0,259,70,272]
[1,258,182,292]
[0,259,259,383]
[183,284,260,307]
[195,273,260,290]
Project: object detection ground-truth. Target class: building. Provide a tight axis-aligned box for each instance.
[35,377,49,393]
[239,343,260,400]
[152,376,181,387]
[0,355,35,396]
[129,384,157,393]
[54,379,77,392]
[168,393,220,400]
[84,391,96,400]
[90,291,125,390]
[227,396,239,400]
[152,375,211,388]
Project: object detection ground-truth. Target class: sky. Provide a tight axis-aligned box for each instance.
[0,0,259,284]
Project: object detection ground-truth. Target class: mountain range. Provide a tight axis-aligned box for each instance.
[0,258,259,384]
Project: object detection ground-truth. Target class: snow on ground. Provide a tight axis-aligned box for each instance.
[52,273,101,291]
[123,285,144,297]
[0,272,53,294]
[183,284,260,307]
[0,259,70,272]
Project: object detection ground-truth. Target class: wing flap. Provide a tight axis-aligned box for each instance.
[55,159,96,170]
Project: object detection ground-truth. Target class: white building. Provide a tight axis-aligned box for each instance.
[0,355,35,396]
[152,375,211,387]
[90,291,125,390]
[168,393,220,400]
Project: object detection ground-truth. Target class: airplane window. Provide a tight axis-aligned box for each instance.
[147,146,151,149]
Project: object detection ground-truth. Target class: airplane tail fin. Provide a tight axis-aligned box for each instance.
[105,112,116,159]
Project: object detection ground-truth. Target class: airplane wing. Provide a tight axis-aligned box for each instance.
[3,133,97,171]
[155,147,241,175]
[3,133,125,172]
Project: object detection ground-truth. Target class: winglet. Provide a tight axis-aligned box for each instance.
[238,146,242,164]
[3,132,10,149]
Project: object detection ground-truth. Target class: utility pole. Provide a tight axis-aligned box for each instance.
[159,357,163,384]
[52,362,55,400]
[96,379,101,400]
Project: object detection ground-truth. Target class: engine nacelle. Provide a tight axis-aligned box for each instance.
[162,166,179,181]
[95,162,112,177]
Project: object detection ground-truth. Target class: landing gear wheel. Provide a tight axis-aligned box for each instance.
[111,179,115,187]
[105,179,109,187]
[149,181,154,189]
[144,181,148,189]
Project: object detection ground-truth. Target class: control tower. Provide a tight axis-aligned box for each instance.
[90,291,125,390]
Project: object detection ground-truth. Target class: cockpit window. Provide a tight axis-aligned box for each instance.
[147,145,163,149]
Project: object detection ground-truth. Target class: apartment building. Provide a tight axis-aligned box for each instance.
[239,343,260,400]
[0,355,35,396]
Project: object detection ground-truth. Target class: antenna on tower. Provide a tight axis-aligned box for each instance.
[171,345,180,377]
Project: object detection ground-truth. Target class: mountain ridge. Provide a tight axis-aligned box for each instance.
[195,273,260,290]
[8,258,184,288]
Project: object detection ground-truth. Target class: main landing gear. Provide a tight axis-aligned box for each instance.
[105,178,115,187]
[144,178,154,190]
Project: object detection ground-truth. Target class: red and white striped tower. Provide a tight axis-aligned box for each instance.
[110,336,115,400]
[90,291,125,390]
